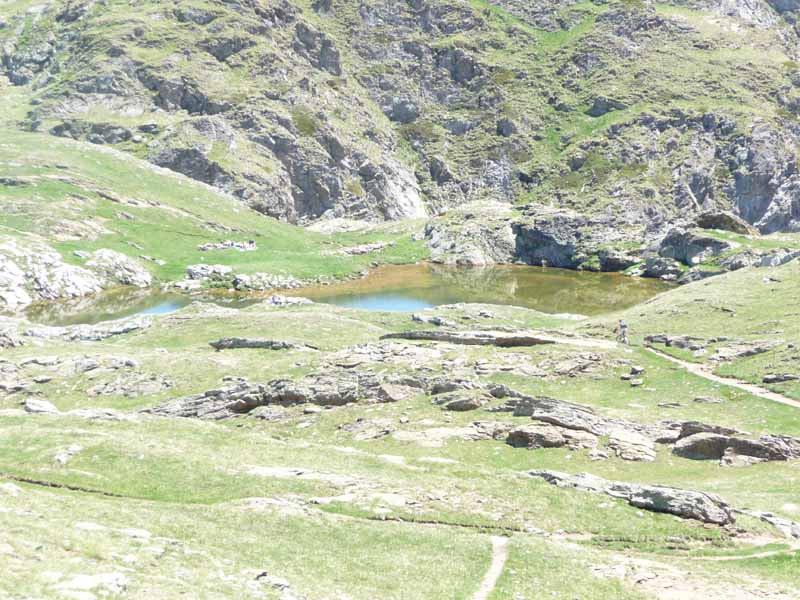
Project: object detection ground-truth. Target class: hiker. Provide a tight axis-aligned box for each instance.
[615,319,630,345]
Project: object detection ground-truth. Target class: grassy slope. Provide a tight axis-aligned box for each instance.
[2,264,800,596]
[0,123,427,284]
[602,259,800,400]
[2,3,800,598]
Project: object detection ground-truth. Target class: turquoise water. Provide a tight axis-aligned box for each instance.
[137,301,188,316]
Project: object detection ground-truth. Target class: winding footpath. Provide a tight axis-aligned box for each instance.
[472,536,509,600]
[647,347,800,410]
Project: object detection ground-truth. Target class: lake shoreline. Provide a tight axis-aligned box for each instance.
[21,263,673,326]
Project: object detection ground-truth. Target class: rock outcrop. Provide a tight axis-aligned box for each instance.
[209,338,317,351]
[3,0,800,261]
[380,330,559,347]
[86,249,153,288]
[24,316,151,342]
[146,371,415,420]
[0,239,103,311]
[527,470,735,525]
[673,432,800,462]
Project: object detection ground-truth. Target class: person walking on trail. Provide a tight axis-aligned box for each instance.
[615,319,630,345]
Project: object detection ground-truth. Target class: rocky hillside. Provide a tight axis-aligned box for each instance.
[2,0,800,239]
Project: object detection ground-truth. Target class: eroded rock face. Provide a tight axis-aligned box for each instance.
[528,470,735,525]
[6,0,800,236]
[724,122,800,234]
[294,22,341,75]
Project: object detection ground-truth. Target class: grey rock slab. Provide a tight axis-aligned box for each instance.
[527,470,735,525]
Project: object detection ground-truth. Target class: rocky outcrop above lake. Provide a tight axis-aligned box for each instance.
[6,0,800,242]
[0,239,156,312]
[86,250,152,288]
[0,239,104,311]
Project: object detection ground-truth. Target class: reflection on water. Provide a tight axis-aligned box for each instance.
[24,288,259,326]
[294,263,672,316]
[25,288,192,326]
[23,264,673,325]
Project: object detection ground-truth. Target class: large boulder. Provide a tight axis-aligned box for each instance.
[432,390,491,412]
[673,432,800,462]
[644,256,683,280]
[695,211,759,235]
[507,423,597,450]
[658,228,732,266]
[586,96,628,117]
[607,429,657,462]
[24,399,59,414]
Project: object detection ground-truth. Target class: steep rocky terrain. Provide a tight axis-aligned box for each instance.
[3,0,800,264]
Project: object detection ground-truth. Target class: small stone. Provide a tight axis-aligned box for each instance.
[24,399,59,414]
[694,396,724,404]
[75,522,107,532]
[120,528,151,539]
[763,374,799,384]
[0,482,23,496]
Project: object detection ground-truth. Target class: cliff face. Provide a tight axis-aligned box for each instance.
[2,0,800,237]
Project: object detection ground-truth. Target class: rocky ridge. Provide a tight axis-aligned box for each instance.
[3,0,800,244]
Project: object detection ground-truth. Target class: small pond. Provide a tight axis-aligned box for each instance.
[22,264,671,326]
[295,264,671,316]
